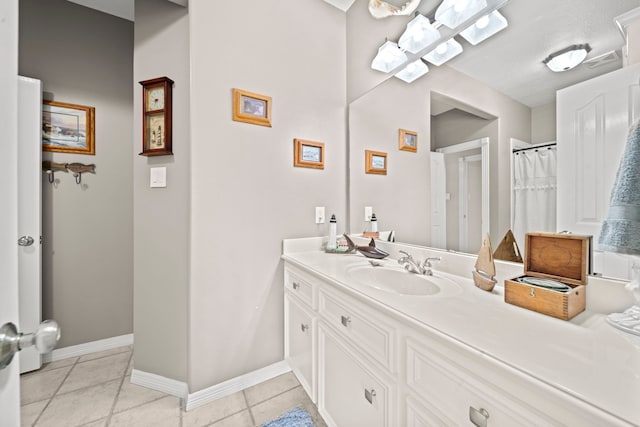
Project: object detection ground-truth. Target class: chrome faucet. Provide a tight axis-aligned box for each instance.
[398,251,440,275]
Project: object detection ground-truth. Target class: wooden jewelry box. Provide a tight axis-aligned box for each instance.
[504,232,591,320]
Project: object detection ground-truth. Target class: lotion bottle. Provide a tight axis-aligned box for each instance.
[327,214,337,250]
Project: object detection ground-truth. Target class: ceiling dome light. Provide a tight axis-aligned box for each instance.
[371,40,408,72]
[423,39,463,66]
[398,14,440,54]
[395,59,429,83]
[435,0,487,29]
[543,44,592,72]
[459,10,508,45]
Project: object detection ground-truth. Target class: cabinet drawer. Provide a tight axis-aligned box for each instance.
[284,268,314,308]
[284,294,316,402]
[405,396,455,427]
[405,338,559,427]
[318,324,395,427]
[318,287,396,372]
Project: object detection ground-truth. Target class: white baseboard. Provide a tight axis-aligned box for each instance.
[42,334,134,363]
[185,360,291,411]
[131,369,189,399]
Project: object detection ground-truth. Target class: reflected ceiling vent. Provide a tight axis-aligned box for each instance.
[583,50,621,69]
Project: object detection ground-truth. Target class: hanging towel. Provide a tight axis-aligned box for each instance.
[599,120,640,255]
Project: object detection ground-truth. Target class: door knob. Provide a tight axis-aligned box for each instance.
[18,235,34,246]
[0,320,61,370]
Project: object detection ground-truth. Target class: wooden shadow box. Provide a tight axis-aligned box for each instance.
[504,232,591,320]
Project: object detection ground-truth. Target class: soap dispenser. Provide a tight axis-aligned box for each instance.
[327,214,337,251]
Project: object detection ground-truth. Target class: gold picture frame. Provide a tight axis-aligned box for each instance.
[42,100,95,155]
[398,128,417,152]
[294,139,324,169]
[365,150,387,175]
[232,88,272,127]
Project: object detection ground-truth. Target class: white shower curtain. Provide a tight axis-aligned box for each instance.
[512,146,557,250]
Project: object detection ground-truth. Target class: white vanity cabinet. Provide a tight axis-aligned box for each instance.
[284,266,317,402]
[318,324,396,427]
[283,259,636,427]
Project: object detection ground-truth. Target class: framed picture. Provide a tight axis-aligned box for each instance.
[294,138,324,169]
[232,88,272,127]
[365,150,387,175]
[42,100,95,155]
[398,128,417,152]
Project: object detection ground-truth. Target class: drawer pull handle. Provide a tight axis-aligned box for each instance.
[364,388,376,404]
[292,282,300,290]
[300,323,309,332]
[469,406,490,427]
[340,315,351,327]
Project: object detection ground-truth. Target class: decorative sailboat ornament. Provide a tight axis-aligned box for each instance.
[493,229,523,263]
[472,234,498,292]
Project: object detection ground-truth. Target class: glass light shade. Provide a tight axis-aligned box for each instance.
[460,11,508,45]
[398,15,441,54]
[435,0,488,29]
[371,40,408,73]
[395,59,429,83]
[543,44,591,72]
[423,39,463,66]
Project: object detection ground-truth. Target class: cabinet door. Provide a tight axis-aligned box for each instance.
[557,63,640,278]
[318,323,395,427]
[284,294,315,402]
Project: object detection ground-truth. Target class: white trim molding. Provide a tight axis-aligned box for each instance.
[42,333,133,363]
[131,369,189,399]
[184,360,291,411]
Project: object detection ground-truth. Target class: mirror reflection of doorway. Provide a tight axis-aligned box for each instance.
[433,138,489,253]
[431,93,496,254]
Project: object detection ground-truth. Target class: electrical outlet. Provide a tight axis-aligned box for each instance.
[316,207,325,224]
[364,206,373,221]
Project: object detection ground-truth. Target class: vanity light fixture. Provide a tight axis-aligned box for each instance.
[434,0,488,29]
[459,10,508,45]
[371,40,409,72]
[543,44,592,72]
[395,59,430,83]
[398,14,441,54]
[369,0,509,81]
[423,39,463,66]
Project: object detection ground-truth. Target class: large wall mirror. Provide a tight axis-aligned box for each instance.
[347,0,639,277]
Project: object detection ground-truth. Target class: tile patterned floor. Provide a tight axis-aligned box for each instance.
[20,346,327,427]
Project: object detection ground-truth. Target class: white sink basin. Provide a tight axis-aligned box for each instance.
[345,264,461,297]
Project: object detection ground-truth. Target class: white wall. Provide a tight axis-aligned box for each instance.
[133,0,190,383]
[19,0,134,347]
[188,0,347,390]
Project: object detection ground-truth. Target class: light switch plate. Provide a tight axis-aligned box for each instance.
[150,167,167,188]
[364,206,373,221]
[316,207,325,224]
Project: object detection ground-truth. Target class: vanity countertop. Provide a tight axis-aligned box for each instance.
[282,239,640,426]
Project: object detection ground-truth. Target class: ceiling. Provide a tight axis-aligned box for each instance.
[335,0,640,107]
[68,0,639,107]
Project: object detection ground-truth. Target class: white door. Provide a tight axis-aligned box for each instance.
[430,152,447,249]
[0,0,22,425]
[18,76,43,373]
[557,63,640,278]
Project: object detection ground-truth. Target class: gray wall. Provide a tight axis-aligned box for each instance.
[188,0,347,390]
[133,0,189,383]
[531,103,557,143]
[19,0,133,347]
